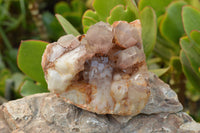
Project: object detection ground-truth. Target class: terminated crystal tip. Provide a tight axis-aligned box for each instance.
[41,20,150,116]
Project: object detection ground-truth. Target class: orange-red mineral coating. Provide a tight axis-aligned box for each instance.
[42,20,150,116]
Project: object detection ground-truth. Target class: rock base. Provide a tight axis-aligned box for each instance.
[0,93,200,133]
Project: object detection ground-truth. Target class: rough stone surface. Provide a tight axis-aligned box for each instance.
[0,107,11,133]
[141,73,183,114]
[0,73,200,133]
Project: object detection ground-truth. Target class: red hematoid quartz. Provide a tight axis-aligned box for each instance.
[42,20,150,116]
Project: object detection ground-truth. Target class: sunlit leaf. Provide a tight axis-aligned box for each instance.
[159,1,186,45]
[82,0,139,33]
[180,36,200,77]
[71,0,86,14]
[20,80,49,96]
[17,40,48,85]
[82,10,99,33]
[93,0,125,21]
[149,67,169,77]
[154,12,180,59]
[138,0,173,17]
[107,5,136,24]
[147,57,162,66]
[43,12,65,40]
[190,30,200,46]
[140,7,157,57]
[124,0,139,18]
[56,14,80,36]
[180,50,200,90]
[190,30,200,54]
[182,6,200,38]
[184,0,200,10]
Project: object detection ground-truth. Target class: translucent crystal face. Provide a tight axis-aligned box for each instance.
[42,20,150,116]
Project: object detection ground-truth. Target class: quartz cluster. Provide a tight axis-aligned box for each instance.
[42,20,150,116]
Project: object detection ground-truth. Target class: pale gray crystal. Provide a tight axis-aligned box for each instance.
[42,20,150,115]
[85,21,113,54]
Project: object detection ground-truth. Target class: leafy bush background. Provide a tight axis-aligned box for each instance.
[0,0,200,121]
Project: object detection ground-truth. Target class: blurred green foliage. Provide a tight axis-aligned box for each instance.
[0,0,27,100]
[43,0,86,40]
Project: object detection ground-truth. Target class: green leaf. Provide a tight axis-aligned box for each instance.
[54,0,86,33]
[124,0,139,18]
[0,52,5,70]
[11,73,25,92]
[0,26,12,50]
[86,0,94,9]
[190,30,200,53]
[154,34,176,61]
[169,56,182,73]
[149,67,169,77]
[20,80,49,96]
[43,12,65,40]
[19,0,26,28]
[147,57,162,66]
[17,40,48,85]
[180,50,200,90]
[182,6,200,38]
[56,14,80,36]
[157,15,164,26]
[4,49,20,72]
[184,0,200,10]
[82,0,138,33]
[140,7,157,57]
[159,1,186,45]
[155,13,180,59]
[0,69,11,96]
[55,1,71,15]
[93,0,125,21]
[185,80,200,102]
[63,12,82,29]
[5,15,23,32]
[190,30,200,46]
[82,10,100,33]
[138,0,173,17]
[71,0,86,14]
[180,37,200,77]
[107,5,136,24]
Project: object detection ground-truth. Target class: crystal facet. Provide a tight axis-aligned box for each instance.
[42,20,150,116]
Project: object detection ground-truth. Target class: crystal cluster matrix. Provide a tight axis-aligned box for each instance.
[42,20,150,116]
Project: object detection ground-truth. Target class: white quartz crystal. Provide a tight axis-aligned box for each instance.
[42,20,150,115]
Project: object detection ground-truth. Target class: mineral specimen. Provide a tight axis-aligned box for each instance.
[42,20,150,116]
